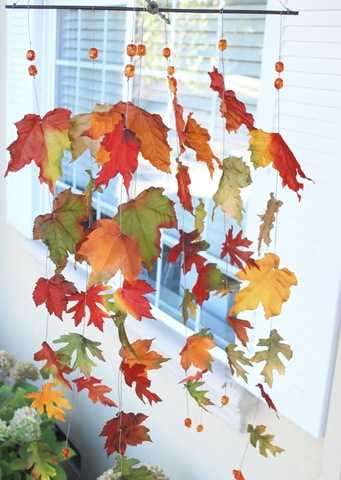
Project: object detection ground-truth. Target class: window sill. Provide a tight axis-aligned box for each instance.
[21,236,258,433]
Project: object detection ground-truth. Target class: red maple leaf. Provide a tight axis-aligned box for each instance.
[95,120,140,192]
[173,96,186,154]
[233,470,246,480]
[256,383,278,417]
[100,411,151,456]
[73,376,117,407]
[121,362,161,405]
[220,227,256,271]
[34,342,73,389]
[6,109,71,191]
[227,316,253,347]
[32,275,77,320]
[114,280,154,321]
[168,230,208,274]
[67,284,110,331]
[179,369,208,384]
[209,67,254,133]
[176,160,193,213]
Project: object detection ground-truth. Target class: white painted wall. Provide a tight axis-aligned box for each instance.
[0,1,340,479]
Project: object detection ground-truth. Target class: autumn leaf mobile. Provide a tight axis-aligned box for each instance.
[4,41,313,479]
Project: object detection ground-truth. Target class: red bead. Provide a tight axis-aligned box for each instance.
[218,38,228,51]
[137,44,146,56]
[275,61,284,73]
[274,77,284,90]
[163,47,171,58]
[62,447,70,458]
[127,43,137,57]
[26,49,36,61]
[124,64,135,78]
[184,417,192,428]
[28,65,38,77]
[88,48,99,60]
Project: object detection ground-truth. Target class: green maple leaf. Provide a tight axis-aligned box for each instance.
[113,457,153,479]
[54,333,104,376]
[251,329,293,387]
[213,156,251,224]
[33,189,88,272]
[181,289,197,324]
[194,198,207,236]
[247,424,285,458]
[226,343,252,383]
[116,187,177,270]
[24,442,57,480]
[185,380,214,411]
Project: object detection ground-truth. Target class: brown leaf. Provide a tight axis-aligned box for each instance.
[258,193,283,253]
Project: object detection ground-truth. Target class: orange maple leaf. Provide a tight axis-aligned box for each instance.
[26,382,71,421]
[86,108,122,139]
[77,219,142,286]
[227,316,253,347]
[120,339,168,371]
[184,113,221,177]
[176,160,193,212]
[180,329,215,371]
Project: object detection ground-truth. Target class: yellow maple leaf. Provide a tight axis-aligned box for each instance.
[230,253,297,318]
[26,382,71,421]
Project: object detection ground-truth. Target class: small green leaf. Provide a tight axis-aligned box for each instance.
[113,456,154,479]
[226,343,252,383]
[247,424,285,457]
[185,380,214,411]
[194,199,207,236]
[24,442,57,480]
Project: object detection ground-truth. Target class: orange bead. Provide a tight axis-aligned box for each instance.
[275,61,284,73]
[127,43,137,57]
[137,43,146,56]
[167,65,175,76]
[124,63,135,78]
[163,47,171,58]
[88,47,99,60]
[184,417,192,428]
[196,424,204,433]
[26,49,36,61]
[274,77,284,90]
[218,38,228,51]
[221,394,230,406]
[28,64,38,77]
[62,447,70,459]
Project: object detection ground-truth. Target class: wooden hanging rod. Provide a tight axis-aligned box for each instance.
[5,4,299,15]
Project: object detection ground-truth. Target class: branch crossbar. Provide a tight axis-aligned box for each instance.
[5,4,299,15]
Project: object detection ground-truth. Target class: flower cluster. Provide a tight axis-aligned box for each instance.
[8,406,42,443]
[98,465,169,480]
[0,418,9,442]
[0,351,15,376]
[0,350,39,384]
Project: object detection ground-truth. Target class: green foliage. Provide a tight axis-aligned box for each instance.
[113,456,154,480]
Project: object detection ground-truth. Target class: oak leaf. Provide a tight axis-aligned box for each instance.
[33,189,88,273]
[180,329,215,371]
[220,227,256,270]
[73,376,117,407]
[251,329,293,387]
[32,274,77,319]
[113,101,171,173]
[247,424,285,457]
[120,339,168,371]
[6,108,71,191]
[249,128,311,199]
[185,380,214,411]
[100,412,151,456]
[258,192,283,254]
[194,199,207,236]
[213,156,252,224]
[95,120,140,192]
[184,113,221,177]
[176,160,193,212]
[227,316,253,347]
[116,187,177,270]
[26,382,71,421]
[230,253,297,319]
[121,362,161,405]
[77,218,142,286]
[168,230,209,274]
[67,284,111,331]
[34,342,73,389]
[114,280,154,321]
[226,344,252,383]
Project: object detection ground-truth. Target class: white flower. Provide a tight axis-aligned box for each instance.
[0,419,9,442]
[0,351,15,376]
[9,362,39,383]
[97,469,115,480]
[8,406,41,443]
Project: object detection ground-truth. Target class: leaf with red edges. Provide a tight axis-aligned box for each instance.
[6,108,71,191]
[227,316,253,347]
[100,411,151,456]
[256,383,278,416]
[95,120,140,192]
[179,369,207,384]
[67,284,111,331]
[121,362,161,405]
[168,230,208,274]
[120,339,168,371]
[34,342,73,389]
[221,227,256,270]
[73,376,117,407]
[114,280,154,321]
[192,263,236,305]
[33,274,77,319]
[176,160,193,213]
